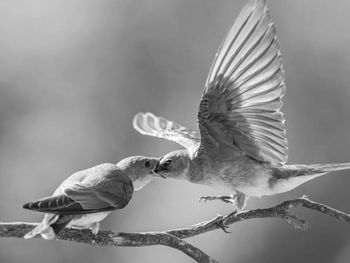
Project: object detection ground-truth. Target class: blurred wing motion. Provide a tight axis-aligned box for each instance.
[133,112,200,155]
[198,0,288,166]
[23,175,134,214]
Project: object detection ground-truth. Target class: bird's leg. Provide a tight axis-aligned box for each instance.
[200,191,247,210]
[90,222,100,236]
[235,191,247,210]
[87,222,100,244]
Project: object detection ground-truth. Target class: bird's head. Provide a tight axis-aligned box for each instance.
[117,156,161,190]
[154,150,191,180]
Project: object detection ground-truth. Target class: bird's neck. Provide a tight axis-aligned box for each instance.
[181,154,205,183]
[186,156,205,183]
[123,167,153,191]
[132,175,153,191]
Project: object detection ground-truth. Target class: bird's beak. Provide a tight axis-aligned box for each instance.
[151,170,166,178]
[154,163,160,174]
[153,159,167,179]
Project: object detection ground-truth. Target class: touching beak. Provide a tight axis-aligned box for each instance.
[151,170,166,178]
[153,160,167,179]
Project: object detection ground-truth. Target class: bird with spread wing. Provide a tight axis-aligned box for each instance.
[133,0,350,209]
[23,156,159,240]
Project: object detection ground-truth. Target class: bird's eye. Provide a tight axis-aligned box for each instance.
[163,160,172,167]
[144,161,151,168]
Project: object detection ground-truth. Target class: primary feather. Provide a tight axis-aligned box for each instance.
[133,112,200,156]
[199,0,287,166]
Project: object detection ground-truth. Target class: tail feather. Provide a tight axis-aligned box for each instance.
[299,162,350,174]
[50,214,74,235]
[24,220,56,240]
[24,214,74,240]
[270,162,350,195]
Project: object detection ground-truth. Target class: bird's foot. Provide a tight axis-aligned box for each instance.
[90,222,100,244]
[200,191,247,211]
[214,215,232,234]
[200,194,237,204]
[214,209,239,233]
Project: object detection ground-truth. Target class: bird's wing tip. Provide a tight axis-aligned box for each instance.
[22,202,32,210]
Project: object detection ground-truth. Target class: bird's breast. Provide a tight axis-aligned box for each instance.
[194,157,276,197]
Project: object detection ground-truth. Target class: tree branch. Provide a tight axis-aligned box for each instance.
[167,196,350,239]
[1,196,349,263]
[0,222,218,263]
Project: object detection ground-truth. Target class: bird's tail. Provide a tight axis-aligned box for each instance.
[270,162,350,195]
[295,162,350,174]
[24,214,73,240]
[24,216,56,240]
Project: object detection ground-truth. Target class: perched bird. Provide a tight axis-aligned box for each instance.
[133,0,350,210]
[23,156,159,240]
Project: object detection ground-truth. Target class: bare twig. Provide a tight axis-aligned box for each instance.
[0,196,349,263]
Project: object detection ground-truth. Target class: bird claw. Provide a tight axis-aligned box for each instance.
[89,222,100,244]
[200,194,236,204]
[215,216,231,234]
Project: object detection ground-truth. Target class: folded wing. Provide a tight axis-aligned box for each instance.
[23,173,134,214]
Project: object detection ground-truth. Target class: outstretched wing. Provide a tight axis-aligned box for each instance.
[133,112,200,155]
[23,173,134,214]
[198,0,288,166]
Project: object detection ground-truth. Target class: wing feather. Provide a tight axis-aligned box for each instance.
[198,0,288,165]
[133,112,200,155]
[23,173,134,214]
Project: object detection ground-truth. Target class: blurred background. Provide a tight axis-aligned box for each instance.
[0,0,350,262]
